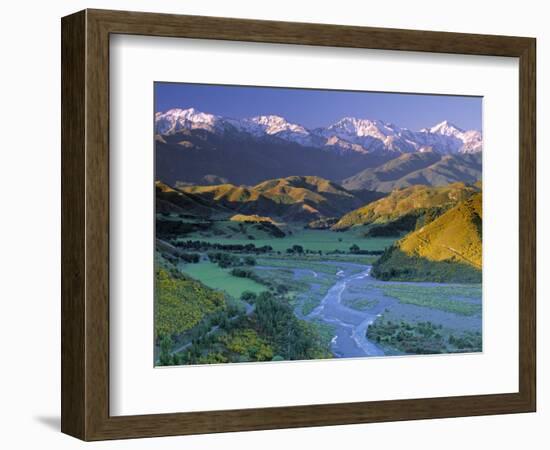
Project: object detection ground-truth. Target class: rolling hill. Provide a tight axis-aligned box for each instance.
[371,192,482,282]
[398,192,482,268]
[332,183,478,232]
[342,152,482,192]
[177,175,376,222]
[155,181,232,218]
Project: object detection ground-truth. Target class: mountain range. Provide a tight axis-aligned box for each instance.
[156,108,482,155]
[155,108,482,188]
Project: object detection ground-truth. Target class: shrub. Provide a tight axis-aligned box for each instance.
[154,268,226,338]
[244,256,256,266]
[241,291,258,303]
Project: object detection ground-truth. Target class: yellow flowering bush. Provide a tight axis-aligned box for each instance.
[155,268,226,338]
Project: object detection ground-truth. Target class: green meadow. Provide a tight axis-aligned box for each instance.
[180,261,267,299]
[183,226,395,253]
[380,283,482,316]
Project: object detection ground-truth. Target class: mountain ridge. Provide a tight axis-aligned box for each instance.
[155,107,482,156]
[332,183,478,231]
[155,127,390,186]
[165,175,378,223]
[342,151,482,192]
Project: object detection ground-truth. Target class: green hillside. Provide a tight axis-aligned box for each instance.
[372,192,482,282]
[332,183,478,232]
[155,264,227,339]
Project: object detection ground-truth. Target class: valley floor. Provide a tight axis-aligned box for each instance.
[246,259,480,358]
[157,229,482,363]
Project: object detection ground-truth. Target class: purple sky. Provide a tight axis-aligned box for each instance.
[155,82,482,131]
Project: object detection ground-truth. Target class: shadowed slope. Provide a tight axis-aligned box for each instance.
[342,152,482,192]
[155,181,232,218]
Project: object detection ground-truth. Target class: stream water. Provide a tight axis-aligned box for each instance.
[306,265,389,357]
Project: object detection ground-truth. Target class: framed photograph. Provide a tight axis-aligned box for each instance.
[61,9,536,441]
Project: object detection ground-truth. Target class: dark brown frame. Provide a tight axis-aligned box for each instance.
[61,8,536,441]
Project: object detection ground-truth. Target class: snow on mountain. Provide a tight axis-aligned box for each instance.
[322,117,394,140]
[429,120,464,136]
[155,108,482,154]
[155,108,223,134]
[238,115,317,146]
[324,136,370,155]
[245,115,308,136]
[314,117,400,153]
[420,120,483,154]
[460,130,483,153]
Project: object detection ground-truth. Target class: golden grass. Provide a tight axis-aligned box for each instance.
[333,183,477,230]
[398,193,482,268]
[229,214,275,223]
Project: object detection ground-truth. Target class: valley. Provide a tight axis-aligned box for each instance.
[155,175,482,365]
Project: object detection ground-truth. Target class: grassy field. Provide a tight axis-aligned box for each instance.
[253,267,320,302]
[380,283,482,316]
[342,297,379,311]
[180,262,267,299]
[256,258,347,275]
[184,228,395,253]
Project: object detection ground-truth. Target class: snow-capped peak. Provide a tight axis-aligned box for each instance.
[155,107,221,134]
[233,115,315,146]
[326,117,393,139]
[247,115,309,135]
[422,120,482,153]
[429,120,465,136]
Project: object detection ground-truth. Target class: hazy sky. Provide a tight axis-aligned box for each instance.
[155,82,482,131]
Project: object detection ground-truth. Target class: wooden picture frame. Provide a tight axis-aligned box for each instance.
[61,8,536,441]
